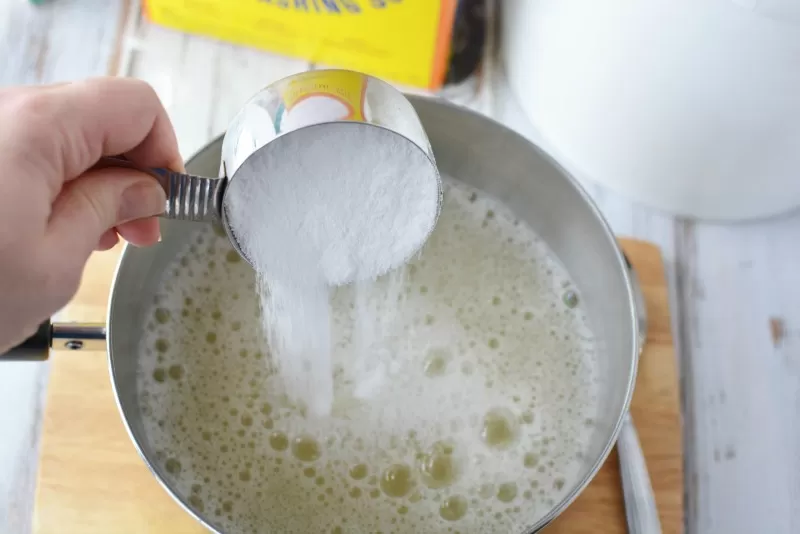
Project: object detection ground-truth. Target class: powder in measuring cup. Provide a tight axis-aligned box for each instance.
[225,122,439,416]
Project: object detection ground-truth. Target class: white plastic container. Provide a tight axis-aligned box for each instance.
[501,0,800,220]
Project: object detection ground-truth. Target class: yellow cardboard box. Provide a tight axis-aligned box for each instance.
[143,0,457,90]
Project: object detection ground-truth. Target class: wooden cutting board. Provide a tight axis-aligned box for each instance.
[33,238,683,533]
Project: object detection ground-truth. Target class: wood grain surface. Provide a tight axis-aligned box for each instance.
[32,238,682,534]
[5,4,800,533]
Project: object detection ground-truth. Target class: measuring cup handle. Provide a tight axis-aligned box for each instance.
[0,321,107,361]
[94,156,225,223]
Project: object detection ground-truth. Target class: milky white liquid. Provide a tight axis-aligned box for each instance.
[137,177,601,534]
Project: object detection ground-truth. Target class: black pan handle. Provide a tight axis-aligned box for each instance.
[1,320,107,361]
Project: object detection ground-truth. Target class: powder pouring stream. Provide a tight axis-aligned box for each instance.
[221,71,442,415]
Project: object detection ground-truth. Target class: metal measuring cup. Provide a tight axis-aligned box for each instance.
[102,69,442,267]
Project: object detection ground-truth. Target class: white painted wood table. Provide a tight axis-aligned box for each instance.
[1,1,798,533]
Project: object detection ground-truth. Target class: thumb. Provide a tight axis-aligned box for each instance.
[45,167,166,260]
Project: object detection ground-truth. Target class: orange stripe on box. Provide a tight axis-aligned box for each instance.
[430,0,458,90]
[141,0,153,21]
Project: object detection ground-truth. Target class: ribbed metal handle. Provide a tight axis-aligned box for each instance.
[618,414,662,534]
[95,156,225,223]
[158,168,226,221]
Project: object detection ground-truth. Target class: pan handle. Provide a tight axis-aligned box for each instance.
[1,320,107,361]
[618,413,662,534]
[618,251,661,534]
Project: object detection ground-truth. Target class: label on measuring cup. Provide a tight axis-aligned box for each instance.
[273,70,369,134]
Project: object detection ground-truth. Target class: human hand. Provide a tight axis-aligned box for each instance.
[0,77,182,352]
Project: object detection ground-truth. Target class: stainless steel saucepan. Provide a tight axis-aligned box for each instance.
[2,96,639,532]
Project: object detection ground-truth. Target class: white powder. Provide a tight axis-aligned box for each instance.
[224,122,440,416]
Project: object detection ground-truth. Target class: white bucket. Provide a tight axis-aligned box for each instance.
[501,0,800,220]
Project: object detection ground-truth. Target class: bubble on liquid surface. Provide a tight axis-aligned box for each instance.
[562,290,579,308]
[497,482,518,503]
[418,442,459,489]
[523,452,539,469]
[165,458,181,475]
[155,338,169,353]
[423,347,451,377]
[349,463,368,480]
[480,408,519,449]
[269,431,289,451]
[154,308,171,324]
[292,435,321,462]
[152,368,166,383]
[167,364,184,380]
[380,464,414,498]
[439,495,468,521]
[520,411,534,424]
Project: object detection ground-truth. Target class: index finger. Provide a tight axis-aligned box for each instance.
[18,77,183,197]
[63,77,183,170]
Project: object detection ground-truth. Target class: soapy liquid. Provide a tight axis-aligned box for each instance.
[137,177,601,533]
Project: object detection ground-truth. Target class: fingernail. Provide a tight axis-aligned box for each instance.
[119,180,166,223]
[168,156,186,173]
[157,232,163,243]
